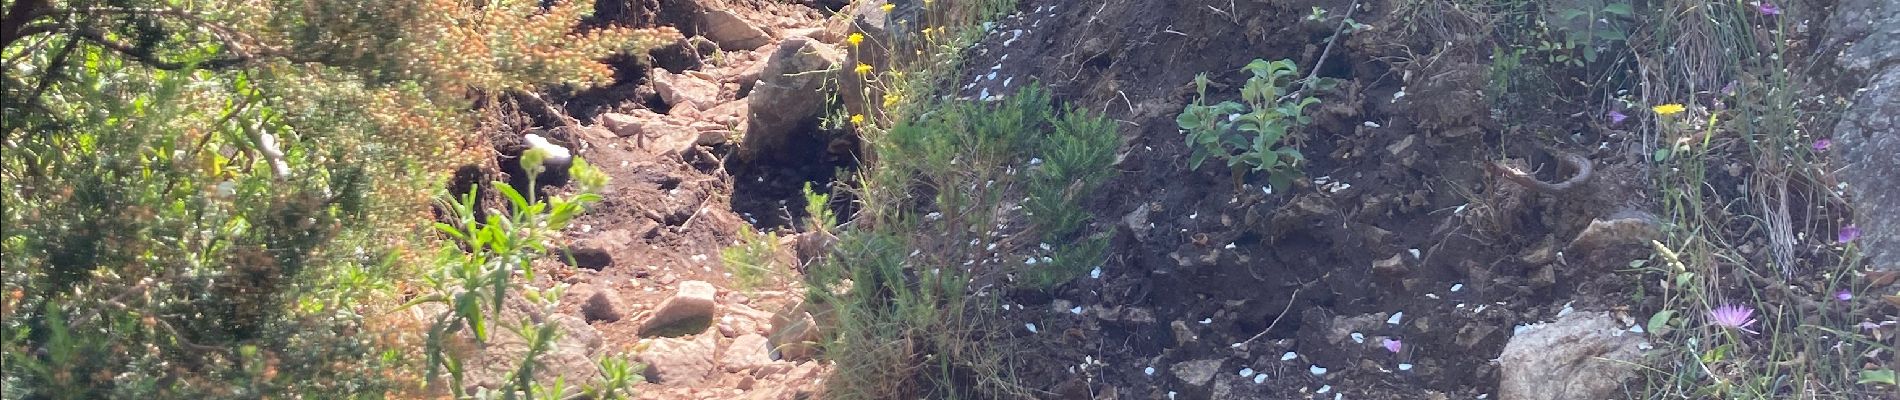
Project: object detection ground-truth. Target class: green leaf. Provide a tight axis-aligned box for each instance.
[1653,147,1672,162]
[1601,3,1633,16]
[1267,172,1293,194]
[1647,310,1675,336]
[1857,369,1897,385]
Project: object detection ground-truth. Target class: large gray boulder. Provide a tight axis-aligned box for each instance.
[1828,0,1900,270]
[742,37,842,163]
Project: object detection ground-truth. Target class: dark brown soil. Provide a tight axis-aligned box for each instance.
[954,0,1665,398]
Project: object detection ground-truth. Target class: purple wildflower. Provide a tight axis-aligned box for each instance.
[1755,2,1781,16]
[1607,110,1629,125]
[1709,304,1759,334]
[1382,338,1402,353]
[1814,138,1832,151]
[1835,289,1853,302]
[1839,225,1861,244]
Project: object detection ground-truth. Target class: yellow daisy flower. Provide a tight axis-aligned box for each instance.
[1652,103,1686,115]
[881,3,895,13]
[848,32,864,47]
[851,114,867,126]
[854,63,873,76]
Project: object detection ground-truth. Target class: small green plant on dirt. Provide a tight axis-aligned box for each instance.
[1543,0,1633,66]
[1177,58,1317,192]
[407,155,634,398]
[722,227,783,291]
[810,82,1114,399]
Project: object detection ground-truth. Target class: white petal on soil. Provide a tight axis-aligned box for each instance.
[1090,267,1102,279]
[1387,311,1404,325]
[1281,352,1298,361]
[1239,368,1254,377]
[1318,385,1332,394]
[1351,332,1365,343]
[1199,318,1212,324]
[1025,323,1038,333]
[1309,365,1327,376]
[1450,283,1464,292]
[1253,374,1268,384]
[1408,248,1422,259]
[1398,363,1414,371]
[1071,306,1084,314]
[1145,366,1155,375]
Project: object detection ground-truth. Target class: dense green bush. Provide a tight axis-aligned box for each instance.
[1,0,668,397]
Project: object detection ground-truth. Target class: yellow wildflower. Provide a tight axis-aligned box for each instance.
[1652,103,1686,115]
[848,32,864,47]
[883,93,900,108]
[851,114,866,126]
[881,3,895,13]
[854,63,873,76]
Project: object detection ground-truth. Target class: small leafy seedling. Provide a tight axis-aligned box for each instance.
[1177,58,1317,192]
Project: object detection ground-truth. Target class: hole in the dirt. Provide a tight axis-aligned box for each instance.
[726,124,862,229]
[557,247,613,271]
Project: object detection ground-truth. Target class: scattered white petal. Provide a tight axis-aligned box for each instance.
[1200,318,1213,324]
[1363,121,1382,128]
[1145,366,1156,375]
[1282,352,1298,361]
[1168,392,1177,400]
[1224,242,1237,250]
[1351,332,1366,343]
[1629,324,1645,333]
[1026,323,1038,333]
[1253,373,1268,384]
[1309,365,1327,376]
[1425,293,1440,299]
[1558,302,1575,317]
[1450,283,1464,292]
[1318,385,1332,394]
[1090,267,1102,279]
[1239,368,1255,377]
[1408,248,1422,259]
[1071,306,1084,314]
[1387,311,1404,325]
[1398,363,1414,371]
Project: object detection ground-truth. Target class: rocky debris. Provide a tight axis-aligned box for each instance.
[721,334,775,372]
[1826,0,1900,272]
[742,37,842,163]
[641,280,719,337]
[598,110,725,155]
[768,301,824,361]
[701,9,773,51]
[1498,311,1647,400]
[1170,358,1223,391]
[636,332,719,385]
[1372,253,1409,278]
[653,70,723,111]
[562,228,634,271]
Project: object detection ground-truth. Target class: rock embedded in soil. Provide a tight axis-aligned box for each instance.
[652,70,723,111]
[1498,311,1646,400]
[636,332,719,385]
[700,9,773,51]
[1564,210,1660,269]
[467,313,605,393]
[721,334,775,372]
[742,36,842,163]
[1170,358,1224,391]
[641,280,719,337]
[767,301,823,361]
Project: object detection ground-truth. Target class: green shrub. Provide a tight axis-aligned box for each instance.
[1177,58,1316,192]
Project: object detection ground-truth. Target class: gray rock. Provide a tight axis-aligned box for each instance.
[1498,311,1647,400]
[742,37,843,163]
[635,332,718,385]
[768,302,822,361]
[700,9,772,51]
[1565,210,1661,270]
[1170,358,1223,390]
[1829,0,1900,272]
[1834,69,1900,271]
[466,313,605,394]
[580,285,627,323]
[641,281,719,337]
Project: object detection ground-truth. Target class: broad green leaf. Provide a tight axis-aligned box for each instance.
[1647,310,1675,336]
